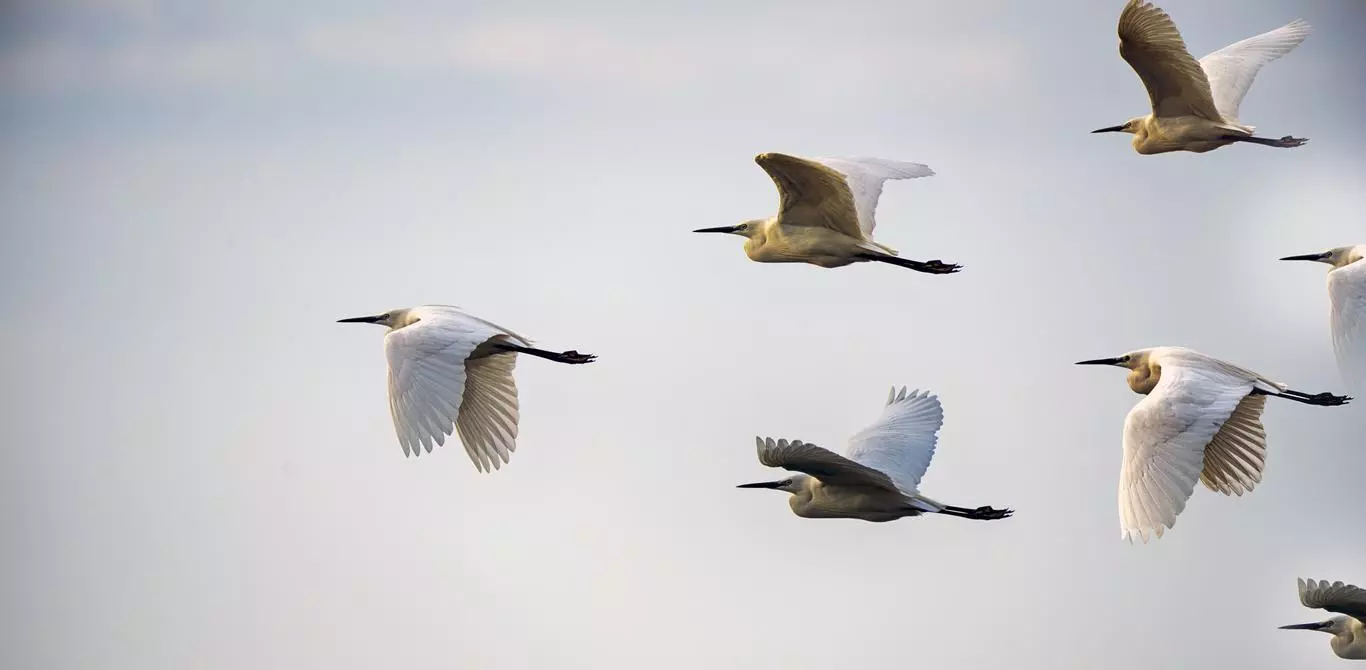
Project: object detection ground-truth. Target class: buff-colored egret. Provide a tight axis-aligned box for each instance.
[1280,578,1366,660]
[694,152,959,274]
[1093,0,1311,154]
[338,305,595,471]
[737,387,1012,523]
[1281,246,1366,391]
[1075,347,1350,542]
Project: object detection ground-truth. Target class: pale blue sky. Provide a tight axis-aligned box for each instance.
[3,1,1364,669]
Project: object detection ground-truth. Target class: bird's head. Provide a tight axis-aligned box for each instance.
[1091,117,1145,137]
[1074,349,1150,371]
[1076,349,1161,394]
[1280,245,1365,270]
[337,308,413,330]
[1279,616,1352,636]
[693,219,765,240]
[736,474,807,494]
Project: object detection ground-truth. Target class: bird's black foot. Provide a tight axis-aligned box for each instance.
[1273,135,1308,148]
[908,259,963,275]
[966,505,1014,520]
[1268,388,1352,406]
[940,504,1014,521]
[1296,391,1351,406]
[552,350,597,364]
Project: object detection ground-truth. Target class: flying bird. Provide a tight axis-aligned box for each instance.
[737,387,1012,523]
[1093,0,1311,154]
[1281,245,1366,391]
[1280,578,1366,660]
[338,305,596,471]
[694,152,959,274]
[1075,347,1350,543]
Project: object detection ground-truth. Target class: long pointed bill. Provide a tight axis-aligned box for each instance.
[1278,622,1327,631]
[693,226,741,234]
[1075,357,1126,366]
[1091,125,1127,133]
[1279,252,1330,262]
[337,314,386,324]
[736,480,785,490]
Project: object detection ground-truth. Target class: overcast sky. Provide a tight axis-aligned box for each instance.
[3,1,1364,668]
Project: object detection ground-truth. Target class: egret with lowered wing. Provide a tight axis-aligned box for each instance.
[738,387,1012,523]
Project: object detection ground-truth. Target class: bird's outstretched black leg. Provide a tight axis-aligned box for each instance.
[496,344,597,364]
[1224,134,1309,148]
[858,253,963,275]
[938,504,1014,521]
[1257,387,1352,407]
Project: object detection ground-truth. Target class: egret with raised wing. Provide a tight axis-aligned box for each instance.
[1280,578,1366,660]
[338,305,596,472]
[1281,245,1366,391]
[1076,347,1350,543]
[694,152,959,274]
[737,387,1012,523]
[1093,0,1311,154]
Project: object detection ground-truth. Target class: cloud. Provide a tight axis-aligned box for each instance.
[0,6,1028,103]
[298,14,1028,100]
[0,36,287,94]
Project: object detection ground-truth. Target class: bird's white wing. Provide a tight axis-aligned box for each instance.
[1299,578,1366,621]
[384,308,522,470]
[455,351,520,473]
[1117,0,1222,121]
[810,158,934,239]
[1119,362,1253,542]
[1329,260,1366,391]
[1198,19,1310,126]
[1198,393,1267,497]
[843,387,943,493]
[755,437,899,491]
[754,152,863,239]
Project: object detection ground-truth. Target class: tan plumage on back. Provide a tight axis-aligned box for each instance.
[756,153,864,240]
[1118,0,1221,120]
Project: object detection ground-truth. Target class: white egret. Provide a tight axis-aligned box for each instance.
[338,305,595,471]
[1281,246,1366,391]
[737,387,1013,522]
[1280,578,1366,660]
[1093,0,1311,154]
[1075,347,1350,543]
[694,152,960,274]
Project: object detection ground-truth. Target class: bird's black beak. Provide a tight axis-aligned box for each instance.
[1091,125,1127,134]
[1278,621,1327,631]
[693,225,741,234]
[1279,252,1330,263]
[736,480,785,490]
[337,314,386,324]
[1075,357,1126,367]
